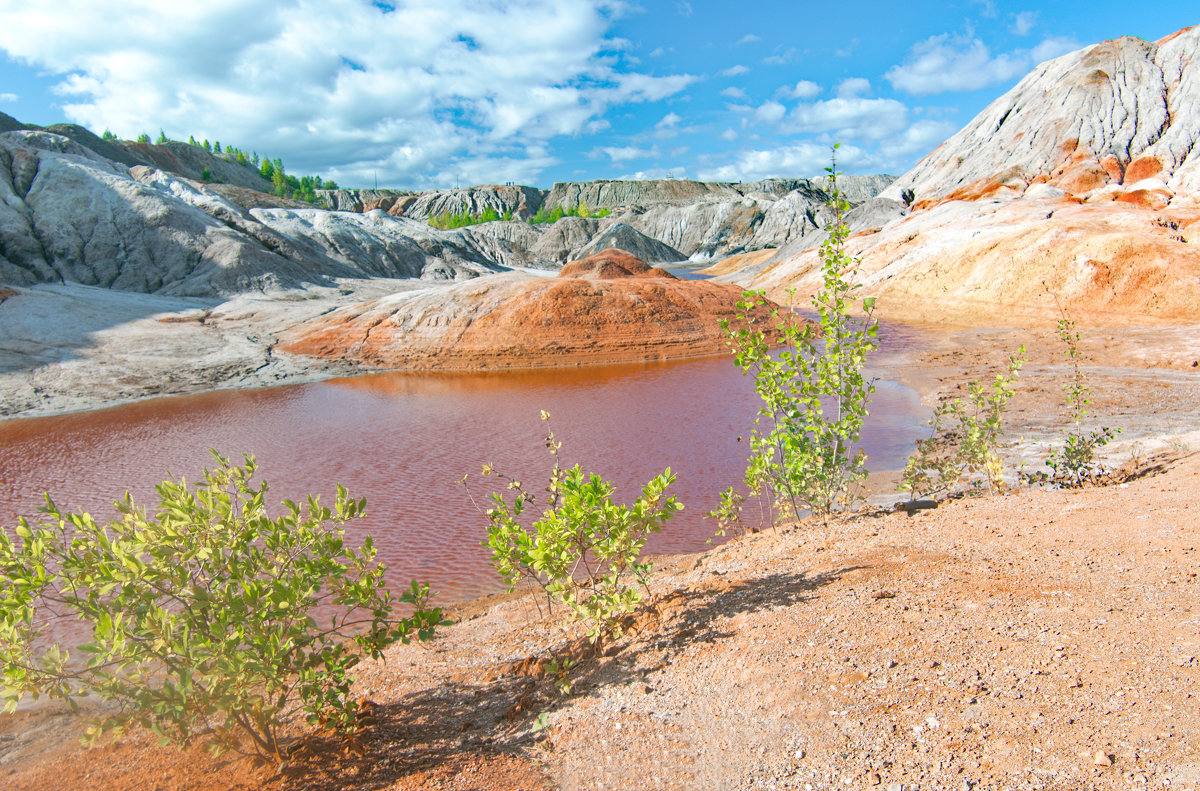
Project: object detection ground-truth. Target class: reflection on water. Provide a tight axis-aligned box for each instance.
[0,324,929,606]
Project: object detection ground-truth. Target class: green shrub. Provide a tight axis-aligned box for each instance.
[0,453,440,765]
[1031,292,1119,486]
[429,205,515,230]
[899,348,1025,499]
[528,203,610,225]
[711,149,878,529]
[136,132,151,143]
[467,412,682,646]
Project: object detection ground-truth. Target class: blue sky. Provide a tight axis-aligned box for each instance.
[0,1,1195,189]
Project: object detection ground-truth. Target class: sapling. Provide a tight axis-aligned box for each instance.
[1033,289,1119,486]
[712,146,879,531]
[465,411,682,648]
[899,347,1026,499]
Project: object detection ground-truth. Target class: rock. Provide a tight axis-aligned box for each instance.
[276,254,799,371]
[570,223,685,263]
[0,131,321,296]
[558,248,674,280]
[248,209,503,281]
[1093,750,1113,766]
[546,178,740,210]
[120,140,274,192]
[401,184,544,222]
[882,27,1200,204]
[724,25,1200,327]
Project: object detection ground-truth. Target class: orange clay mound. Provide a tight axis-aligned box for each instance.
[277,253,800,371]
[557,248,674,280]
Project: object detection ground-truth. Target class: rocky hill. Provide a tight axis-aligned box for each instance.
[720,25,1200,326]
[276,249,795,371]
[0,116,895,298]
[881,26,1200,205]
[313,175,895,262]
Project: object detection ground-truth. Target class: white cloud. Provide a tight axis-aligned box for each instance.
[780,80,820,100]
[698,141,869,181]
[754,101,786,124]
[720,86,746,99]
[835,39,859,58]
[656,112,681,128]
[719,128,737,141]
[886,33,1039,95]
[721,64,750,77]
[0,0,695,187]
[836,77,871,99]
[781,96,909,141]
[1010,11,1037,36]
[1031,36,1081,63]
[736,34,760,45]
[875,119,958,163]
[763,48,797,66]
[0,92,17,102]
[649,47,667,57]
[971,0,998,18]
[617,166,687,180]
[594,145,657,162]
[675,1,692,17]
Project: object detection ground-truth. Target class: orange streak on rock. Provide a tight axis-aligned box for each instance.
[1124,156,1164,183]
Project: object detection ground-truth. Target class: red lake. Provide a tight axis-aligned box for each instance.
[0,322,929,607]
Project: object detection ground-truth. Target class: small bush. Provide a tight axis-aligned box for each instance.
[466,412,682,646]
[1030,291,1119,486]
[900,348,1025,499]
[0,453,440,765]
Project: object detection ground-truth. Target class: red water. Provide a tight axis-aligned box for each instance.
[0,324,929,607]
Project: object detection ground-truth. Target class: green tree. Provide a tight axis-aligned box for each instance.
[0,453,440,765]
[101,129,117,141]
[136,132,151,143]
[713,147,879,528]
